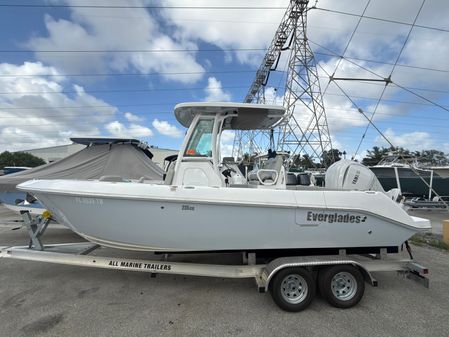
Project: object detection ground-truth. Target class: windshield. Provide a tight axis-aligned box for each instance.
[184,119,214,157]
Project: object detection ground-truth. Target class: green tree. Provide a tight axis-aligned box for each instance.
[361,146,410,166]
[297,154,316,169]
[0,151,45,169]
[322,149,342,167]
[361,146,449,166]
[418,149,449,166]
[362,146,386,166]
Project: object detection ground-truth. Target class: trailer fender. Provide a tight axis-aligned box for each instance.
[261,256,377,292]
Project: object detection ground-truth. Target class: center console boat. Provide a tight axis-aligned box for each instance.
[17,102,431,254]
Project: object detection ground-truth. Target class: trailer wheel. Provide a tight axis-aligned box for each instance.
[269,267,315,312]
[319,265,365,308]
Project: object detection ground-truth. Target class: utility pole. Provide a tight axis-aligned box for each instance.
[233,0,332,166]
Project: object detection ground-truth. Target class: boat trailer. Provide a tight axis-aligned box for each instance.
[0,211,430,312]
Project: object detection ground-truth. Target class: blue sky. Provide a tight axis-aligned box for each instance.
[0,0,449,160]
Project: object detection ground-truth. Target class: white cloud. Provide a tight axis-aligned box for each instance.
[26,0,205,83]
[204,77,231,102]
[220,131,235,159]
[163,0,449,156]
[105,121,153,138]
[9,0,449,156]
[124,112,143,122]
[0,61,116,151]
[250,0,449,147]
[263,87,284,105]
[161,0,288,65]
[160,0,441,69]
[152,119,183,138]
[220,144,234,158]
[353,150,368,162]
[375,128,435,151]
[221,130,235,143]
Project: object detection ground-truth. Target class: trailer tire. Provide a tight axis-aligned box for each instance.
[319,265,365,308]
[269,267,315,312]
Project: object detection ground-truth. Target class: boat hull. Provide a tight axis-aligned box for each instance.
[18,180,431,252]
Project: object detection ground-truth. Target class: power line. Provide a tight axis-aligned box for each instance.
[0,4,288,10]
[0,69,258,78]
[313,27,449,202]
[3,69,449,96]
[2,105,449,130]
[0,102,173,110]
[326,116,449,129]
[3,84,448,111]
[353,0,426,158]
[0,84,248,95]
[5,119,449,137]
[321,0,371,108]
[315,6,449,34]
[0,47,267,53]
[325,108,449,123]
[309,40,449,114]
[322,78,449,95]
[1,0,447,41]
[4,53,449,79]
[1,88,449,124]
[314,51,449,75]
[2,77,448,110]
[9,132,444,142]
[3,101,449,122]
[3,69,449,97]
[324,92,449,108]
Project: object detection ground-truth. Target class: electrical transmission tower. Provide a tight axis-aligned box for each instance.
[232,0,332,166]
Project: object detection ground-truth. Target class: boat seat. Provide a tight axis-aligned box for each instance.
[248,156,284,184]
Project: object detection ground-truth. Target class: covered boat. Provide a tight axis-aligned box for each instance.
[0,137,164,213]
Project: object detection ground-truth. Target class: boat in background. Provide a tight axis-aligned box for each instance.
[0,137,164,214]
[18,102,430,254]
[369,154,449,198]
[403,197,447,210]
[0,166,31,176]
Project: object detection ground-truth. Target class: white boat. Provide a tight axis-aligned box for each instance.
[17,102,431,254]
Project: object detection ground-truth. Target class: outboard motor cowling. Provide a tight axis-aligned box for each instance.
[325,160,385,192]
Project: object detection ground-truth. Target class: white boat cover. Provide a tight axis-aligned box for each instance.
[0,140,164,192]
